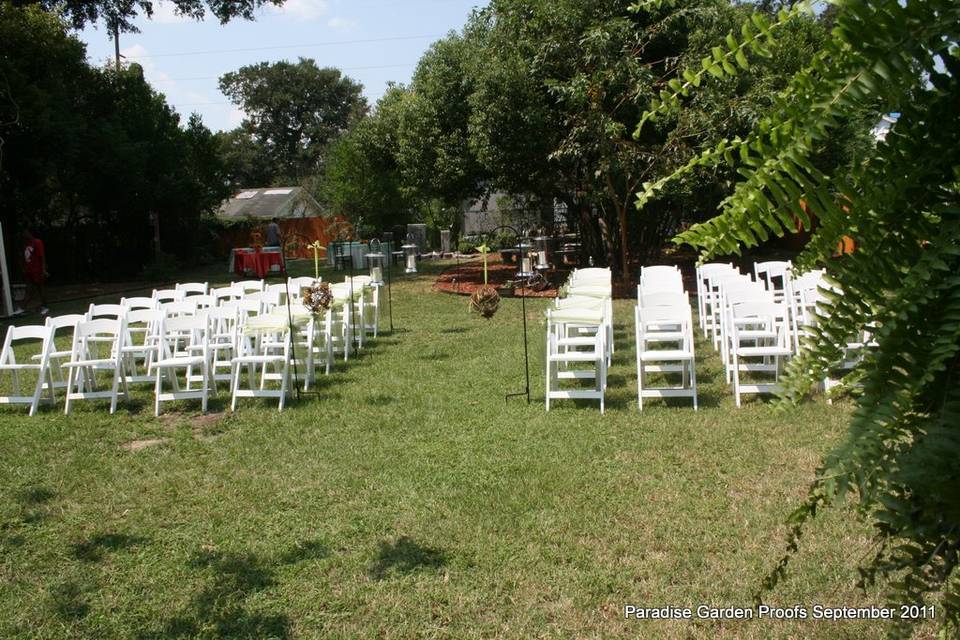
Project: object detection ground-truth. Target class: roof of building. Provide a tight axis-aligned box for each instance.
[217,187,324,220]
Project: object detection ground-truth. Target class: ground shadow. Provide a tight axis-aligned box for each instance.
[362,393,394,407]
[367,537,447,581]
[49,579,91,621]
[140,539,328,640]
[72,532,148,562]
[439,327,469,334]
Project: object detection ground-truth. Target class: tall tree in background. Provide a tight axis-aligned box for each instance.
[637,0,960,634]
[321,86,413,231]
[219,59,367,185]
[0,3,229,278]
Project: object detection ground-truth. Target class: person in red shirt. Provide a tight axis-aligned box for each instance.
[22,229,48,315]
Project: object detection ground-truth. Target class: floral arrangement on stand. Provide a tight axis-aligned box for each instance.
[469,243,500,319]
[302,281,333,315]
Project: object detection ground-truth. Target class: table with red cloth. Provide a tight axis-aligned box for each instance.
[231,248,285,278]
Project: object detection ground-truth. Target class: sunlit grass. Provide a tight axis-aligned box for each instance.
[0,260,894,638]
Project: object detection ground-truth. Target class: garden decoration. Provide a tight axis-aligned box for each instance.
[302,280,333,315]
[402,237,418,274]
[365,239,385,285]
[307,240,324,280]
[249,229,263,251]
[469,243,501,319]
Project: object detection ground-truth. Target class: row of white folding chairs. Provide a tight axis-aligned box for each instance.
[635,265,697,410]
[545,268,613,413]
[0,309,296,415]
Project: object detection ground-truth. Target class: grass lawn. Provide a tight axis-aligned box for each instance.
[0,259,899,638]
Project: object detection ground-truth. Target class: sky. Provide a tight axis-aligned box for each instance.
[76,0,488,132]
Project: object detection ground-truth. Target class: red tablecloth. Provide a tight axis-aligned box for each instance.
[233,249,284,278]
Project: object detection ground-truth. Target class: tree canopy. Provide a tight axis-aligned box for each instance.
[218,58,367,186]
[0,3,229,278]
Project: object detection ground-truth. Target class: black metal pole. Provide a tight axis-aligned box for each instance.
[385,234,394,333]
[489,224,531,404]
[278,242,301,402]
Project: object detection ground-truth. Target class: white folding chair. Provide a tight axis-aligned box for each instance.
[63,318,129,415]
[87,303,124,320]
[729,301,793,407]
[230,322,291,412]
[545,307,607,413]
[120,308,163,384]
[244,290,281,315]
[695,263,735,336]
[205,304,240,385]
[635,304,697,410]
[153,314,212,416]
[0,324,56,415]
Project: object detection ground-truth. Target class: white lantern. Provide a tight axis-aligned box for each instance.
[402,243,418,273]
[365,239,385,285]
[534,236,550,270]
[516,240,533,277]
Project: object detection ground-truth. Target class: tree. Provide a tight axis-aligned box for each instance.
[394,33,489,233]
[636,0,960,634]
[14,1,287,68]
[219,58,367,184]
[466,0,836,277]
[0,3,229,278]
[321,86,413,232]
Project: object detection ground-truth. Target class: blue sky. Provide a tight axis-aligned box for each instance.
[77,0,488,132]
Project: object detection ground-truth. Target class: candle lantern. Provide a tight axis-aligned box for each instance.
[365,239,385,285]
[516,239,534,277]
[402,240,418,274]
[534,236,550,270]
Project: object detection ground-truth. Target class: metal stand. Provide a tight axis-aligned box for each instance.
[278,247,301,402]
[384,233,395,333]
[486,225,531,404]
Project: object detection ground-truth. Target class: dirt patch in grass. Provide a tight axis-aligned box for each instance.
[120,438,170,452]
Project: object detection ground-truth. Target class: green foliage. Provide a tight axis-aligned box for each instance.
[0,4,230,279]
[13,0,286,33]
[219,58,367,184]
[320,86,413,232]
[635,0,960,634]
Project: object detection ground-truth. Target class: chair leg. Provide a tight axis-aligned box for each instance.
[732,351,742,408]
[230,362,240,412]
[154,367,163,417]
[690,358,698,411]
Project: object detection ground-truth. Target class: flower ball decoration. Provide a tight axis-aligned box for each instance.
[469,285,501,319]
[302,281,333,315]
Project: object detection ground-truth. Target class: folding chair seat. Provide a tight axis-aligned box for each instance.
[545,306,607,413]
[230,320,291,412]
[635,304,697,410]
[729,301,792,406]
[0,324,56,415]
[63,318,129,414]
[152,314,212,416]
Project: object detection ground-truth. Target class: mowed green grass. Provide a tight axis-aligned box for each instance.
[0,260,894,639]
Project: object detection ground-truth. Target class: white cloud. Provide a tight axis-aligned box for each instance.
[270,0,330,20]
[326,16,357,31]
[226,107,247,129]
[149,1,192,24]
